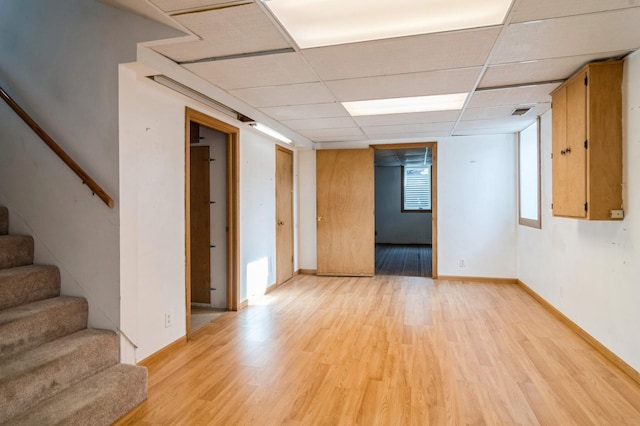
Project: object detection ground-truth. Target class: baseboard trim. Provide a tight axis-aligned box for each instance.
[436,275,518,284]
[298,269,317,275]
[264,282,278,295]
[238,299,249,310]
[517,279,640,386]
[138,336,187,368]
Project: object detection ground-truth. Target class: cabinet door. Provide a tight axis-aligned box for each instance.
[552,74,587,218]
[552,86,568,215]
[565,72,588,218]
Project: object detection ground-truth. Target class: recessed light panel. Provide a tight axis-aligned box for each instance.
[343,93,468,116]
[263,0,513,48]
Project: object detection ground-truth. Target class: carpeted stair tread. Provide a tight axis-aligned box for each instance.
[0,329,118,423]
[0,235,33,269]
[0,207,7,236]
[0,265,60,311]
[0,206,147,423]
[0,296,88,361]
[2,363,148,426]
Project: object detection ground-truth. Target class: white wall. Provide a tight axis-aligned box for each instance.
[240,130,276,300]
[298,150,317,271]
[375,166,432,244]
[119,64,289,362]
[0,0,178,332]
[517,51,640,372]
[438,135,518,277]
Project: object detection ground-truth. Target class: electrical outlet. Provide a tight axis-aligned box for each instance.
[459,259,466,268]
[165,313,172,328]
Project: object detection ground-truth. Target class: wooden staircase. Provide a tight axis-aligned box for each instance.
[0,206,147,425]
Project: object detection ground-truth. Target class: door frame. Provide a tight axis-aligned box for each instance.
[185,107,240,339]
[275,145,294,286]
[371,142,438,278]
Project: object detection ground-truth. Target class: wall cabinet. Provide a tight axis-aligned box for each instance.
[550,60,623,220]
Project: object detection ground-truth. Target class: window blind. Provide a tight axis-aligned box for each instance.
[403,167,431,211]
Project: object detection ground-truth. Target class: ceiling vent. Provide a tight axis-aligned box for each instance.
[511,106,533,116]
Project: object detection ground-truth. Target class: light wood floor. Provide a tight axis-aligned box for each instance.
[116,275,640,425]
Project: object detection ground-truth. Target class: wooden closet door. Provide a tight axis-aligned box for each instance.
[276,146,294,285]
[190,145,211,304]
[316,149,374,276]
[565,71,587,218]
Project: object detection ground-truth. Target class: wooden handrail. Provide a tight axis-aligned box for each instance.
[0,85,114,208]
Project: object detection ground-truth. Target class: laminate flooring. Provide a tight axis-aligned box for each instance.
[117,275,640,425]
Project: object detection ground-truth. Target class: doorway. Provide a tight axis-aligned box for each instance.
[372,143,438,278]
[185,108,239,338]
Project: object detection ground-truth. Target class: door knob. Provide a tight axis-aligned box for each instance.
[278,220,284,225]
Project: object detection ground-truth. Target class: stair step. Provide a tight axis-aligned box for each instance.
[0,265,60,311]
[2,364,148,426]
[0,296,88,360]
[0,329,119,423]
[0,207,7,236]
[0,235,33,269]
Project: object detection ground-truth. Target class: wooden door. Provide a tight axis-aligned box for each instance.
[551,85,568,215]
[552,73,587,218]
[190,145,211,304]
[276,146,294,285]
[316,149,374,276]
[565,71,587,217]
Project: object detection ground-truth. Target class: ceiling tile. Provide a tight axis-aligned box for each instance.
[455,118,535,132]
[467,83,559,109]
[313,135,368,143]
[511,0,640,23]
[363,122,454,136]
[481,52,631,87]
[353,110,461,127]
[184,52,318,90]
[281,117,357,131]
[302,28,500,80]
[149,0,242,13]
[461,103,551,121]
[151,3,290,62]
[452,127,523,136]
[326,68,481,102]
[259,103,349,121]
[297,127,365,139]
[228,82,335,107]
[492,8,640,64]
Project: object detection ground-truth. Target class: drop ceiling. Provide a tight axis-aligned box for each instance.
[108,0,640,147]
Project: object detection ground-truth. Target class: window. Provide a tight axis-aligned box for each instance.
[518,118,541,228]
[402,166,431,212]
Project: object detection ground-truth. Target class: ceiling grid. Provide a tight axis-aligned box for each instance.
[108,0,640,145]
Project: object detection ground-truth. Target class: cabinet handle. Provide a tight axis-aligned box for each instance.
[565,148,571,154]
[561,150,566,155]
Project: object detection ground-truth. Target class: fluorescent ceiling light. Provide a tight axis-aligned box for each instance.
[249,122,292,144]
[263,0,513,48]
[343,93,468,116]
